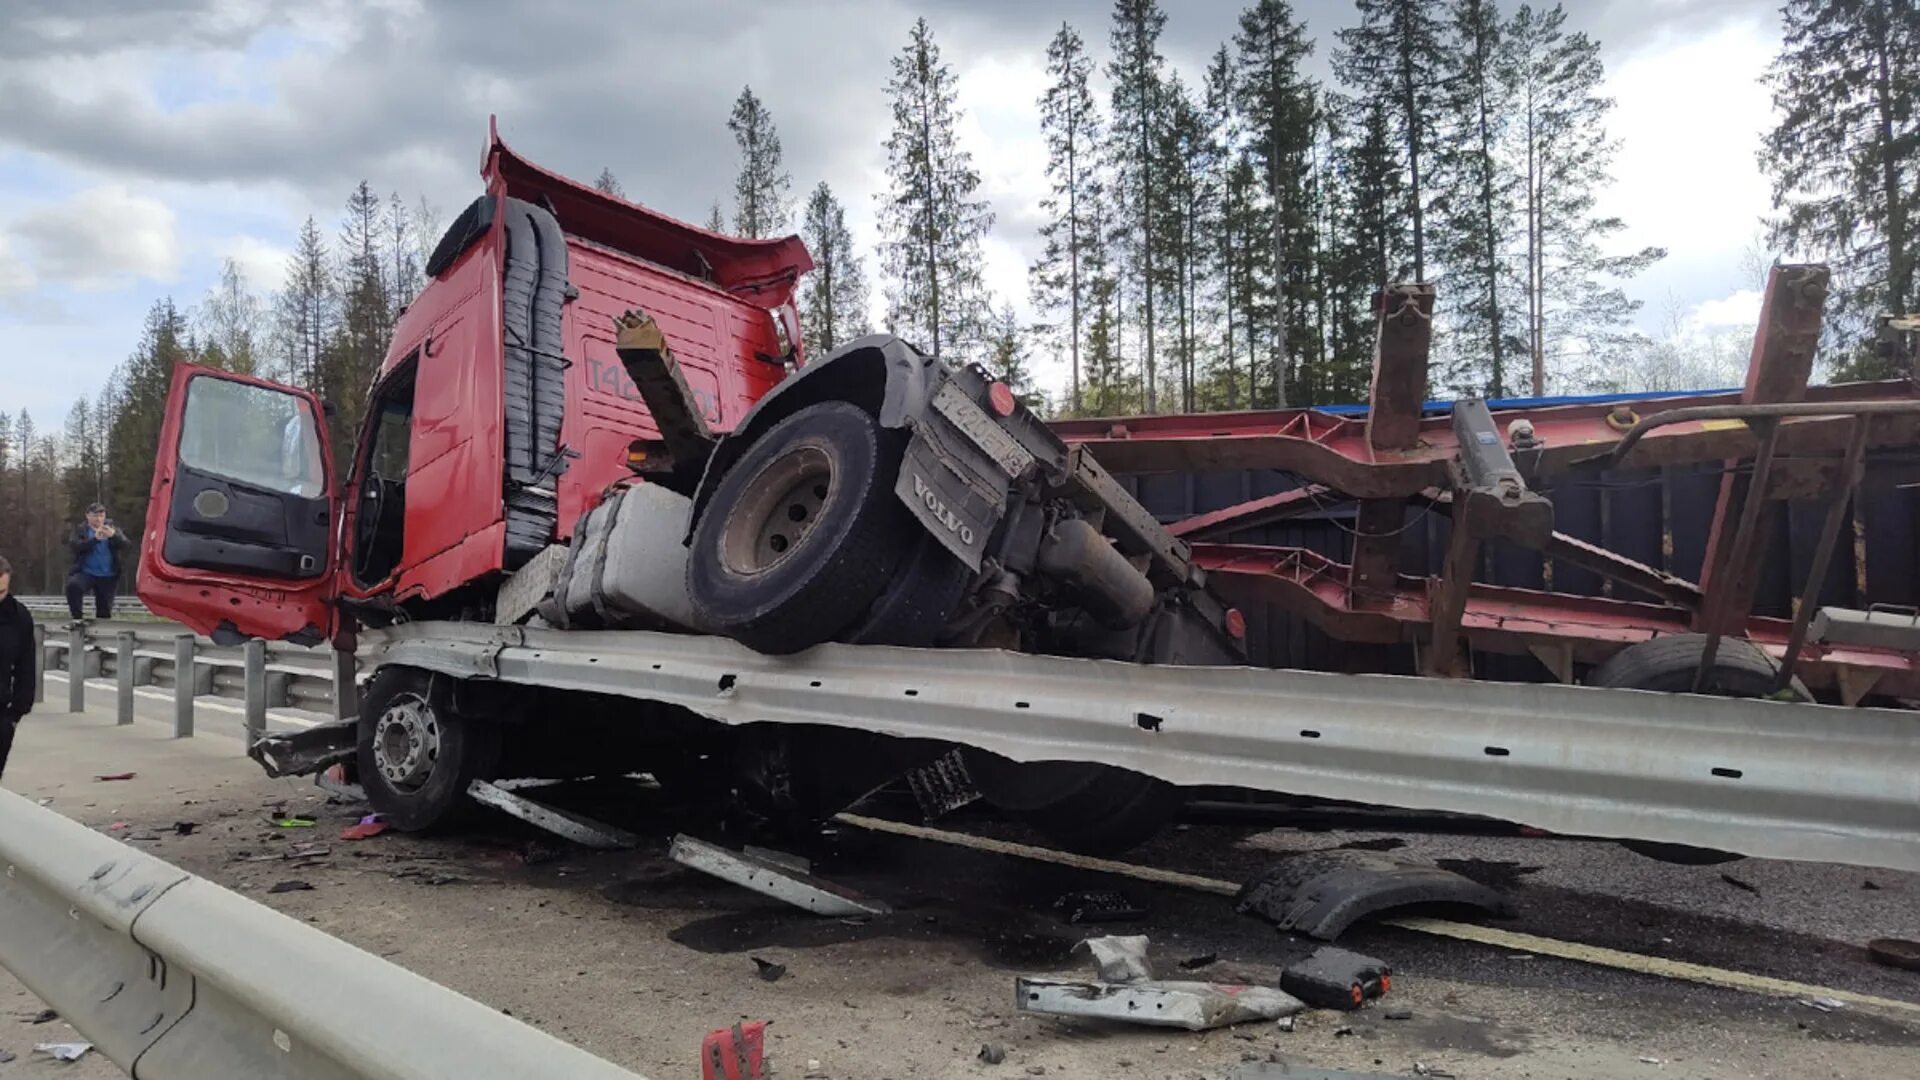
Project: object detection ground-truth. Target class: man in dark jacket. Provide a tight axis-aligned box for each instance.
[67,502,129,620]
[0,555,35,782]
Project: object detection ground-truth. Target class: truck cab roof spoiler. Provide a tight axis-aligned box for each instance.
[482,116,813,308]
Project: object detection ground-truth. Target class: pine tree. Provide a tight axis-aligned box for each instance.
[704,202,726,233]
[388,192,420,318]
[878,18,994,361]
[1503,4,1662,393]
[1433,0,1515,396]
[985,302,1038,403]
[1153,76,1209,411]
[593,168,625,197]
[329,181,391,471]
[1031,22,1105,415]
[197,257,266,375]
[799,182,872,356]
[1761,0,1919,378]
[1200,46,1244,409]
[1233,0,1315,406]
[1335,0,1444,283]
[275,216,334,388]
[1108,0,1168,411]
[729,86,792,239]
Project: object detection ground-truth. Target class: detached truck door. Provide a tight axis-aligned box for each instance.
[137,364,341,644]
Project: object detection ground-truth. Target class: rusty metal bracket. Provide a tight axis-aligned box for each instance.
[614,308,716,492]
[1772,418,1873,692]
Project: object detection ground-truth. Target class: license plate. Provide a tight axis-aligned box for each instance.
[932,381,1034,479]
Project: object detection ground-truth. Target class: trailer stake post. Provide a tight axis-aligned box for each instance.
[1351,284,1434,609]
[1773,418,1872,693]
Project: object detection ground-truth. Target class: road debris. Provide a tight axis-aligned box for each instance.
[1411,1064,1458,1078]
[1074,935,1153,983]
[173,821,197,835]
[468,779,639,849]
[94,772,135,782]
[1279,947,1392,1012]
[268,880,315,894]
[25,1009,56,1024]
[751,957,787,982]
[1867,937,1920,972]
[977,1042,1006,1064]
[316,764,366,804]
[1178,953,1218,971]
[1053,889,1146,924]
[670,834,890,916]
[1237,849,1513,940]
[0,1048,14,1064]
[1797,996,1845,1012]
[1230,1065,1401,1079]
[33,1043,92,1062]
[341,814,388,841]
[699,1020,767,1080]
[1016,934,1303,1032]
[1719,873,1759,894]
[271,816,316,828]
[903,747,981,819]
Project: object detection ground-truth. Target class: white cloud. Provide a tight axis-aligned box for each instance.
[217,233,290,293]
[1685,287,1763,334]
[7,184,181,290]
[0,235,36,295]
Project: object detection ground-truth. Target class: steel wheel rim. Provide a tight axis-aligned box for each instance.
[719,444,833,576]
[372,691,441,793]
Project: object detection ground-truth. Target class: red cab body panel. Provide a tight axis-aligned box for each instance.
[139,120,812,641]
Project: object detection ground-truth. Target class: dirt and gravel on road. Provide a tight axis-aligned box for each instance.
[3,712,1918,1079]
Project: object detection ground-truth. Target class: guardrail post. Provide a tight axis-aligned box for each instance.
[331,647,358,723]
[116,630,136,726]
[32,622,45,704]
[244,638,267,744]
[172,634,195,738]
[67,622,85,713]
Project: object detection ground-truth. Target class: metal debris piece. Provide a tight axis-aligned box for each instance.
[1280,947,1392,1012]
[904,748,982,819]
[1231,1065,1401,1080]
[1054,890,1147,925]
[268,880,314,894]
[700,1020,767,1080]
[467,780,639,849]
[33,1043,93,1062]
[977,1043,1006,1064]
[1236,849,1513,940]
[1075,935,1154,983]
[1015,977,1302,1032]
[669,835,891,916]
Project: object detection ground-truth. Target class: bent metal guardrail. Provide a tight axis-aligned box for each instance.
[0,788,647,1079]
[32,619,349,741]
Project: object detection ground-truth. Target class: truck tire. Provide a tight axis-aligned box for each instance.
[1588,634,1809,865]
[1589,633,1810,700]
[357,667,501,832]
[688,402,912,654]
[847,531,973,647]
[963,753,1182,856]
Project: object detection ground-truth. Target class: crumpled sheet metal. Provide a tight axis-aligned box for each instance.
[1075,934,1154,983]
[1235,849,1514,940]
[1015,977,1303,1031]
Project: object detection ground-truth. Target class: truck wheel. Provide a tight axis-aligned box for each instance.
[847,531,973,647]
[963,753,1181,856]
[1589,633,1810,700]
[357,667,501,832]
[1589,634,1809,864]
[689,401,912,654]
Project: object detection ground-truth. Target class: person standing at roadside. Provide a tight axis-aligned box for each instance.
[66,502,128,620]
[0,556,35,782]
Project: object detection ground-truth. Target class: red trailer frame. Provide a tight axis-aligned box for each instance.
[1053,267,1920,702]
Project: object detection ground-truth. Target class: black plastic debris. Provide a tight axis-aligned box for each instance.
[977,1043,1006,1064]
[1053,890,1147,925]
[1280,946,1392,1012]
[1236,850,1513,940]
[1177,953,1218,971]
[751,957,787,982]
[27,1009,56,1025]
[268,880,314,894]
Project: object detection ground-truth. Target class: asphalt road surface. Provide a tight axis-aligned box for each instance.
[1,700,1916,1078]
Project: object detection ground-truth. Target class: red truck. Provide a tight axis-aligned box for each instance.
[137,121,1238,850]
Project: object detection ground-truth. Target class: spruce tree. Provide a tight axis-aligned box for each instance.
[878,18,994,361]
[985,302,1038,403]
[330,181,391,470]
[1761,0,1919,377]
[275,216,334,388]
[106,299,191,552]
[1153,77,1209,412]
[1108,0,1168,411]
[1502,3,1662,393]
[728,86,792,239]
[704,202,726,233]
[1031,21,1104,415]
[593,168,625,197]
[388,192,420,318]
[1433,0,1515,395]
[1233,0,1314,406]
[1335,0,1443,283]
[197,257,265,375]
[799,182,872,356]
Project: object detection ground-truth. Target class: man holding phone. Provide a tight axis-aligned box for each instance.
[66,502,128,620]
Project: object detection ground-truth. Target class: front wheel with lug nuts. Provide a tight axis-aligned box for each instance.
[356,666,501,832]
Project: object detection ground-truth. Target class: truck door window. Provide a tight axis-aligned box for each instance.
[179,379,325,498]
[351,361,418,587]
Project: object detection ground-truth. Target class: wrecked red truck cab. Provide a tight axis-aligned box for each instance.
[139,119,812,643]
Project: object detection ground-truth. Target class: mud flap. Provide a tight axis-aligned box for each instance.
[894,422,1009,571]
[1235,849,1514,941]
[251,719,358,778]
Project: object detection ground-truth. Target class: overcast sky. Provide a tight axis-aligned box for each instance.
[0,0,1783,427]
